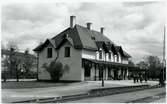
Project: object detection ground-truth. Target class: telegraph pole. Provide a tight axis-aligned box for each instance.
[162,26,166,82]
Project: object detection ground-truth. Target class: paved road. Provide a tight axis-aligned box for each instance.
[68,87,166,103]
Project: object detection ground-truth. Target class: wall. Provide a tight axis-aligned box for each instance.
[38,41,83,81]
[38,43,57,80]
[57,41,83,81]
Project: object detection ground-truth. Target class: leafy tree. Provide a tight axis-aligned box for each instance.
[136,56,163,80]
[128,60,135,66]
[136,61,148,69]
[43,61,70,81]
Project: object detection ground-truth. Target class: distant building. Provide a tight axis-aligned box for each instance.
[1,49,37,79]
[34,16,134,81]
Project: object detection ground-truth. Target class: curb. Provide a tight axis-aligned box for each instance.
[13,84,162,103]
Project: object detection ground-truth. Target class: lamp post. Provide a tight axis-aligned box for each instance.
[102,68,104,87]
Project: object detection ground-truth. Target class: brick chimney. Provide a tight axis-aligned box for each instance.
[86,22,92,30]
[70,16,76,28]
[100,27,105,34]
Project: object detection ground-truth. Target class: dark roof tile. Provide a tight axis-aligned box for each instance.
[33,24,131,58]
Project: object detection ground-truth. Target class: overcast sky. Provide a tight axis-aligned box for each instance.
[1,1,166,63]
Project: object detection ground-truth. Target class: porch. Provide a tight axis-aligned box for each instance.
[82,58,145,81]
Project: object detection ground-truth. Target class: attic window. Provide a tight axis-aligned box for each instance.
[65,47,70,57]
[47,48,52,58]
[91,36,95,40]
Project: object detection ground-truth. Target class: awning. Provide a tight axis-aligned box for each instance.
[82,58,136,68]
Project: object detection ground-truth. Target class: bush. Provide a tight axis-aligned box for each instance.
[43,61,69,81]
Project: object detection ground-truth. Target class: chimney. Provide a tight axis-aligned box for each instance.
[100,27,105,34]
[70,16,76,28]
[86,22,92,30]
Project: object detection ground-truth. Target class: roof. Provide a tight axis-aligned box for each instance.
[82,58,134,69]
[106,44,117,55]
[33,39,56,51]
[33,24,131,58]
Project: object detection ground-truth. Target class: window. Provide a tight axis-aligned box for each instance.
[117,55,119,62]
[109,52,111,60]
[99,50,102,59]
[65,47,70,57]
[47,48,52,58]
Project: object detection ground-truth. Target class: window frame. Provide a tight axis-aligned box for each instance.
[64,47,71,57]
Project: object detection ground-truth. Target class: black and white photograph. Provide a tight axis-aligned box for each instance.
[1,0,166,103]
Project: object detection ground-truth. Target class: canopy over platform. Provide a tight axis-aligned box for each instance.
[82,58,145,72]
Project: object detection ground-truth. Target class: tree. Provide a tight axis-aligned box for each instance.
[128,60,135,66]
[136,61,148,69]
[43,61,70,81]
[1,54,10,82]
[136,56,163,80]
[23,48,35,78]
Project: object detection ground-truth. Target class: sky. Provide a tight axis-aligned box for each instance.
[1,1,166,63]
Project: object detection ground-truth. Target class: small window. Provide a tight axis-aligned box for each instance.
[99,50,102,59]
[47,48,52,58]
[65,47,70,57]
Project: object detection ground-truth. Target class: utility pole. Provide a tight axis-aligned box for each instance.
[162,26,166,82]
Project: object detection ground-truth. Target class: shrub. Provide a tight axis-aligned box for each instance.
[43,61,69,81]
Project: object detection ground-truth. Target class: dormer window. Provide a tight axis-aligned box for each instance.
[99,50,102,59]
[65,47,70,57]
[108,52,111,60]
[117,54,119,62]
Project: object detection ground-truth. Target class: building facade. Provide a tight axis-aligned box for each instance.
[34,16,134,81]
